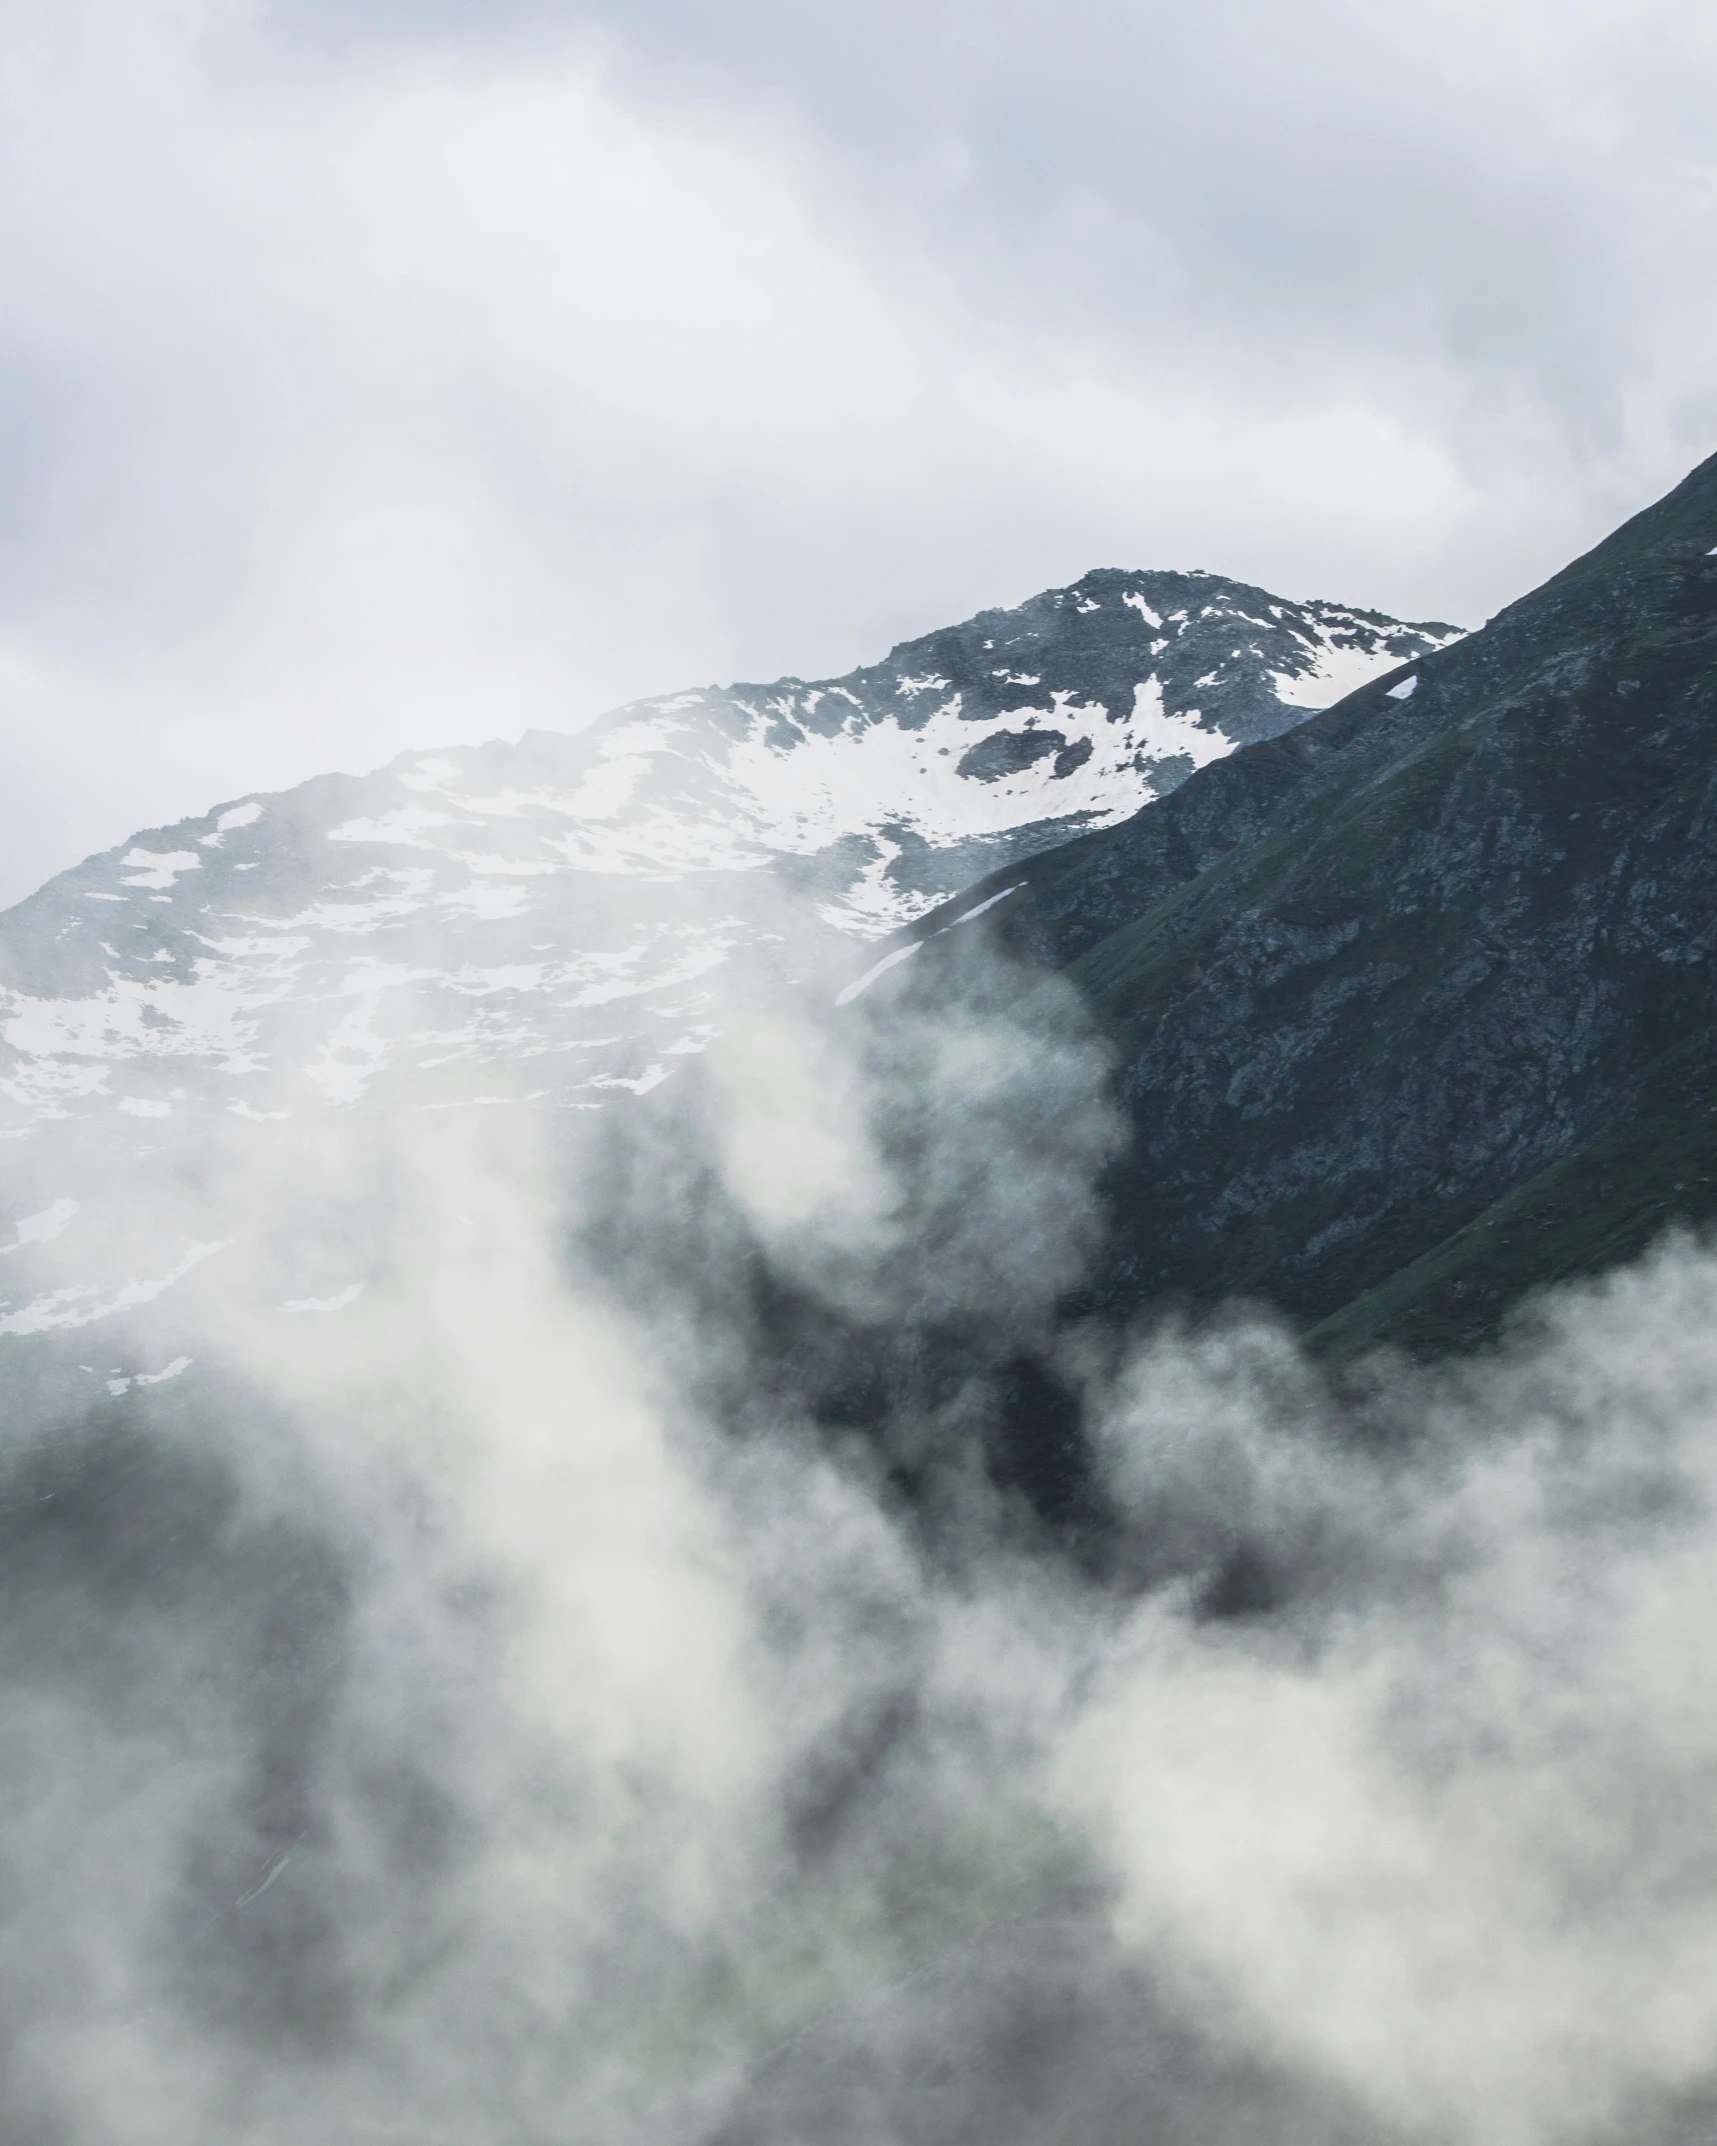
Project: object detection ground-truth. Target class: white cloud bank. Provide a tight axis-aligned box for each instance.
[3,968,1717,2144]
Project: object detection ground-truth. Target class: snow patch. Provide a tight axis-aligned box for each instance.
[120,850,201,890]
[108,1355,192,1396]
[584,1064,672,1096]
[949,884,1023,928]
[1272,636,1423,710]
[2,1198,77,1252]
[281,1282,365,1314]
[836,940,922,1007]
[201,802,262,848]
[1127,680,1235,770]
[328,809,454,848]
[0,1240,226,1336]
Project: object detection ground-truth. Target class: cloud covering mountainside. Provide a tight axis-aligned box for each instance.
[8,467,1717,2145]
[4,875,1717,2146]
[10,8,1717,2137]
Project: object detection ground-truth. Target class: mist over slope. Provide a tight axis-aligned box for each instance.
[5,977,1717,2146]
[7,473,1717,2144]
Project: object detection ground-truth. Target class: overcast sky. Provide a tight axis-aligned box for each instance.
[0,0,1712,902]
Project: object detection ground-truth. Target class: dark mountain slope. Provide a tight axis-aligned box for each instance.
[864,448,1717,1346]
[1304,1084,1717,1359]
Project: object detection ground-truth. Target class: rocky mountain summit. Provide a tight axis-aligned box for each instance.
[0,569,1451,1136]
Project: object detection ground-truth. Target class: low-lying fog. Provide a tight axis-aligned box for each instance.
[3,961,1715,2146]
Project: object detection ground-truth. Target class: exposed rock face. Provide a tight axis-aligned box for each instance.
[872,451,1717,1347]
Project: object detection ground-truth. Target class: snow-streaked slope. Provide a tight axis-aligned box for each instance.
[595,567,1459,932]
[0,567,1457,1154]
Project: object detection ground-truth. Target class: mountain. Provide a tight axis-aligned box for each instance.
[9,434,1717,1418]
[4,462,1717,2146]
[0,564,1454,1417]
[0,570,1450,1135]
[866,451,1717,1359]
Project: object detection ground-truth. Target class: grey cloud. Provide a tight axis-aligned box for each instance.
[261,0,1712,453]
[0,0,1711,899]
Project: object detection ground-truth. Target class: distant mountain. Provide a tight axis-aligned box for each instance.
[0,569,1453,1135]
[865,452,1717,1359]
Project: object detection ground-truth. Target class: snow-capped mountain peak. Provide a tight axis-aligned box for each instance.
[0,567,1456,1148]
